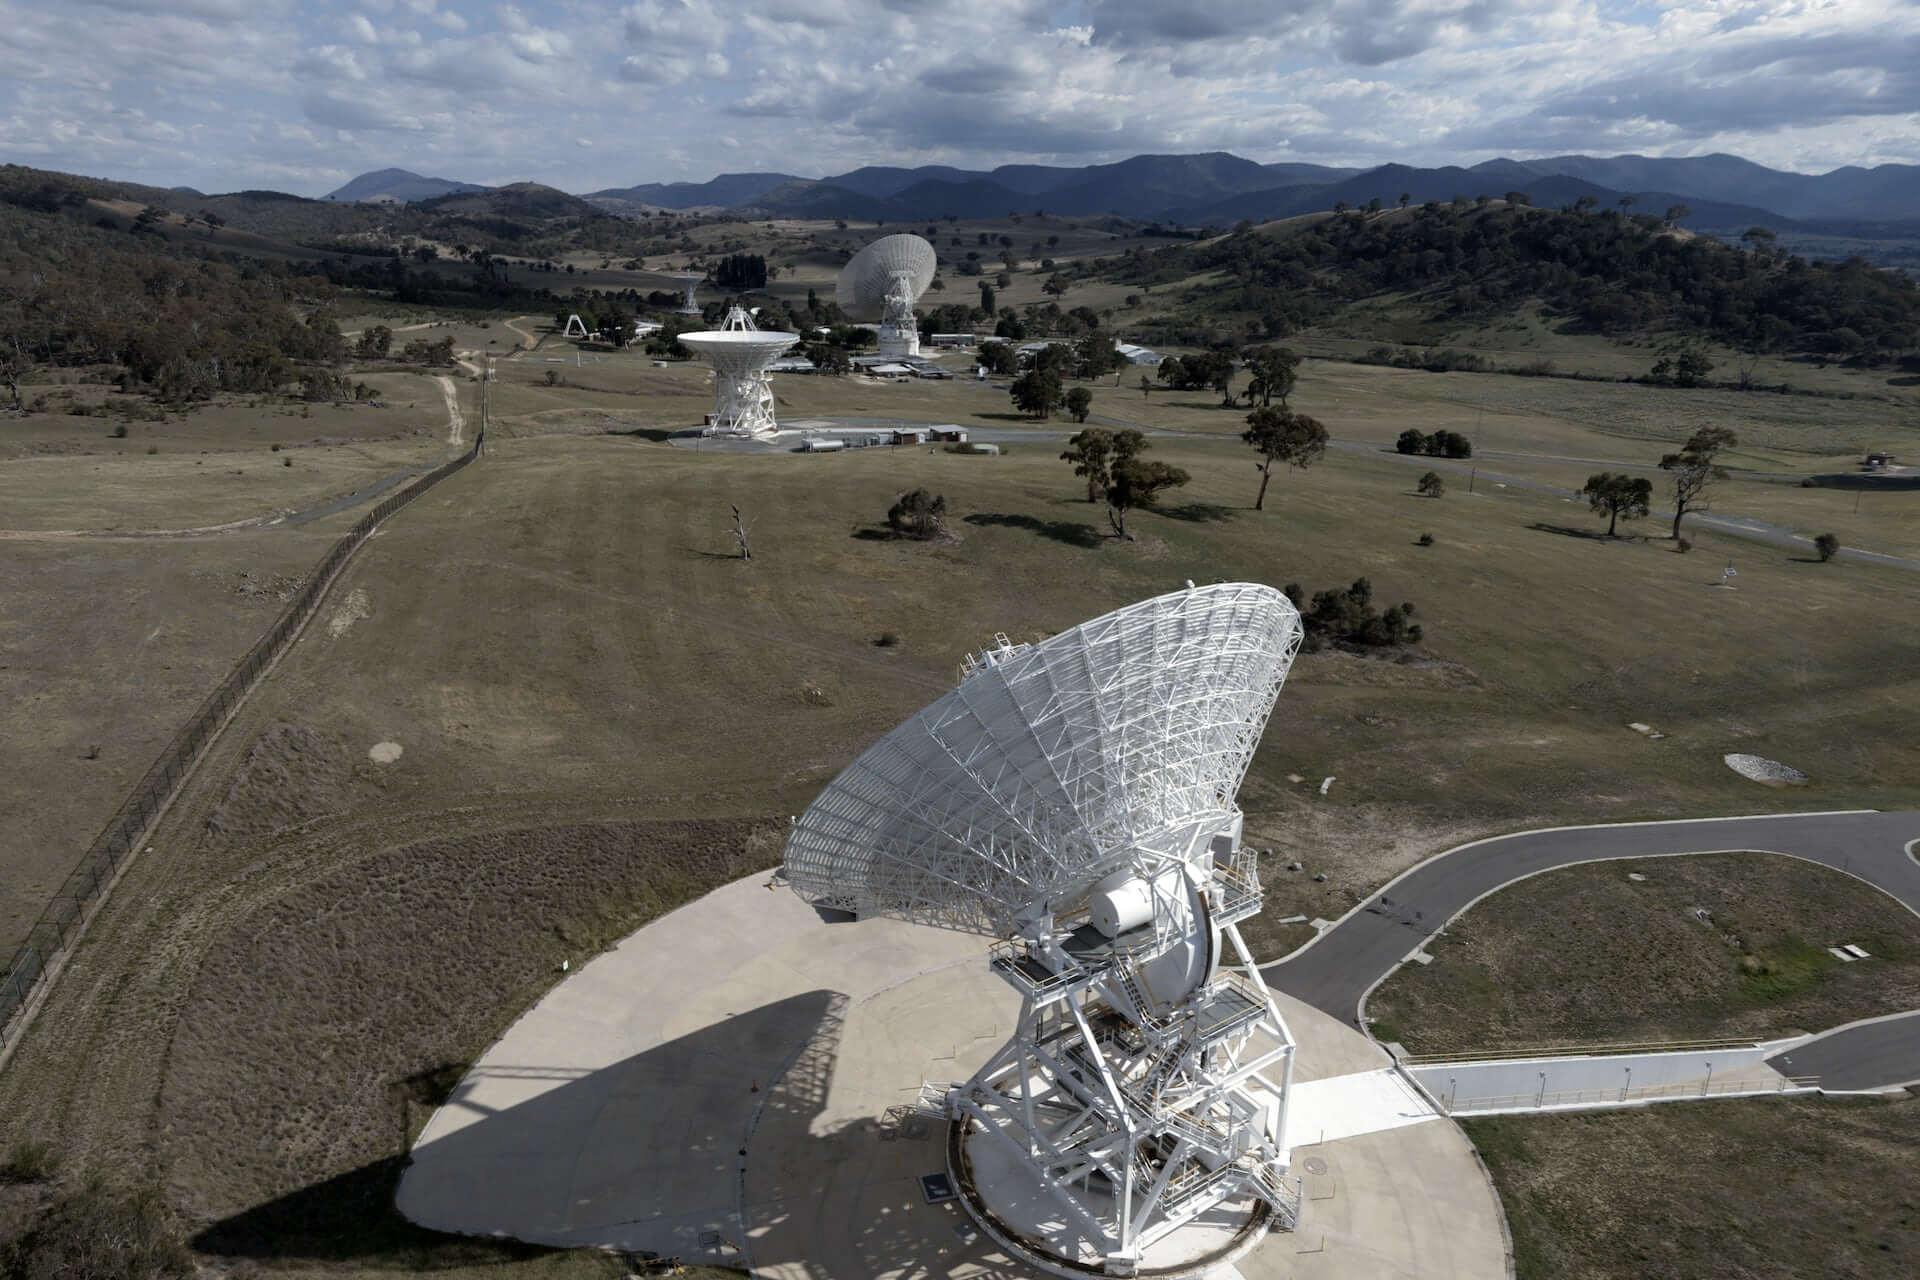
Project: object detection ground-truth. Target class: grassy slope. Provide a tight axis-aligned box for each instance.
[1,367,1917,1273]
[0,524,341,954]
[1467,1096,1920,1280]
[1367,854,1920,1053]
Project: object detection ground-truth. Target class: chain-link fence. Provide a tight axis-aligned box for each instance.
[0,424,485,1049]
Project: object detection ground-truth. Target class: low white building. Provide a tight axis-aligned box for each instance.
[1115,342,1162,366]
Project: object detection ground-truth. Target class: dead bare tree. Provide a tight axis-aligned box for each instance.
[730,504,752,561]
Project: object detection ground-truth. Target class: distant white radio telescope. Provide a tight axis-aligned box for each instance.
[835,233,937,359]
[667,272,704,316]
[678,305,800,439]
[784,582,1306,1276]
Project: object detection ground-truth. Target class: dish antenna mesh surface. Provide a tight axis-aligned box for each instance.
[679,306,799,438]
[784,582,1307,1275]
[834,233,936,358]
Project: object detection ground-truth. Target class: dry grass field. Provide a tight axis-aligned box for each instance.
[1,370,463,531]
[2,352,1918,1274]
[1367,854,1920,1053]
[1466,1096,1920,1279]
[0,524,340,954]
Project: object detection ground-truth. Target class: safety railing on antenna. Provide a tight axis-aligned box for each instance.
[988,939,1083,1001]
[1213,849,1262,923]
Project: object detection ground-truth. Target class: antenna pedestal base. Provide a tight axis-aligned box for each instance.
[949,1114,1276,1278]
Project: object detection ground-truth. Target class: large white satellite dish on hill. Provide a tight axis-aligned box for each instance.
[785,582,1305,1276]
[835,233,936,359]
[679,305,799,438]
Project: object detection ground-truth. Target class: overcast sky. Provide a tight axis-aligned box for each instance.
[2,0,1916,195]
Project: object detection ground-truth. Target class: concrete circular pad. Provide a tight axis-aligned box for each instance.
[398,873,1506,1278]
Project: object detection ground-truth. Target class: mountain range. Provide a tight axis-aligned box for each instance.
[324,151,1920,236]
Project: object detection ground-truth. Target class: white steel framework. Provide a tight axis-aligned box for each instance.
[835,234,936,360]
[784,583,1306,1276]
[679,306,800,439]
[669,273,703,315]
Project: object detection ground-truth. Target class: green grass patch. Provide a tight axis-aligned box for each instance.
[1370,853,1920,1053]
[1466,1097,1920,1279]
[1739,936,1837,1002]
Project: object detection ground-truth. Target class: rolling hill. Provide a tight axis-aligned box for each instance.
[586,171,801,210]
[324,168,488,203]
[326,150,1920,237]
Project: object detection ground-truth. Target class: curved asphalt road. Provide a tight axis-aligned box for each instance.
[1261,810,1920,1087]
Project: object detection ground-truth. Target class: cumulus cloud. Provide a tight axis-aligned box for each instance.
[0,0,1916,194]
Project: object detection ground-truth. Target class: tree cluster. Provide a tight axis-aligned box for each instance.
[1395,429,1473,458]
[1357,345,1489,373]
[712,253,768,290]
[1282,578,1422,651]
[1648,342,1714,387]
[0,203,345,404]
[1058,427,1189,537]
[1156,350,1236,402]
[1112,202,1920,362]
[553,297,635,345]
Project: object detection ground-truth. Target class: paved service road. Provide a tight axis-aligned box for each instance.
[1768,1010,1920,1091]
[1263,811,1920,1050]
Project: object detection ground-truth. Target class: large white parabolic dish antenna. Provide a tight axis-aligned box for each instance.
[834,233,936,359]
[679,306,799,438]
[784,582,1307,1276]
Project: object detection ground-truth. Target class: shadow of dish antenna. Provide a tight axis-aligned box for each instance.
[783,582,1308,1277]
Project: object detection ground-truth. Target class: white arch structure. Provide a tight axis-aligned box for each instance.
[785,582,1306,1276]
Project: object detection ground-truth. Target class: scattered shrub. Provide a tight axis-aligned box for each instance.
[282,457,292,467]
[1417,533,1435,546]
[1417,471,1444,498]
[0,1138,59,1182]
[109,423,126,437]
[1282,577,1422,650]
[1814,532,1840,561]
[1395,428,1471,459]
[873,631,902,648]
[886,488,948,540]
[0,1178,193,1279]
[1358,346,1488,373]
[1676,537,1693,554]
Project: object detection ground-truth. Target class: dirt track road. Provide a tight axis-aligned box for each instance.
[436,375,464,446]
